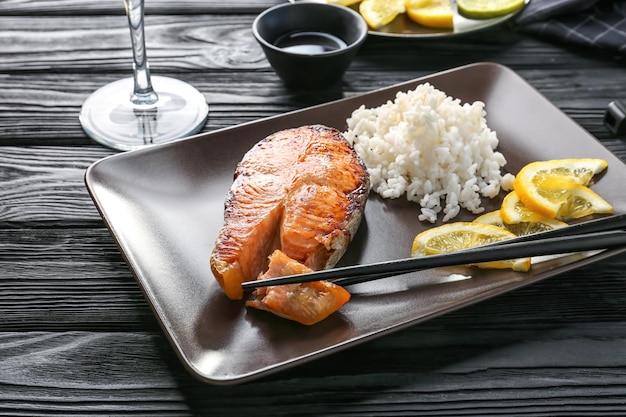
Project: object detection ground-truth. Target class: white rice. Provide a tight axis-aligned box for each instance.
[344,83,514,223]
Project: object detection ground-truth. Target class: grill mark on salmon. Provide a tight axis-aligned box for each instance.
[210,125,370,301]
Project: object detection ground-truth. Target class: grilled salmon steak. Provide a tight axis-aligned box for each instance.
[246,250,351,325]
[210,124,370,302]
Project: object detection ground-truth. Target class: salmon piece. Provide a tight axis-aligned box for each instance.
[246,250,351,325]
[210,125,370,300]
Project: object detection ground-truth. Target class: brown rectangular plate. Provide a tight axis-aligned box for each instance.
[85,62,626,385]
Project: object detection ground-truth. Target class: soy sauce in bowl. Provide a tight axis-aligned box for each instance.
[273,31,348,55]
[252,2,368,89]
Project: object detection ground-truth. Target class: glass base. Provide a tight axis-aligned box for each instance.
[79,76,208,151]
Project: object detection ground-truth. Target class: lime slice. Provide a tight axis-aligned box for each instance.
[456,0,525,19]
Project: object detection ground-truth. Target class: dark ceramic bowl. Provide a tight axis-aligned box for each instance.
[252,2,368,90]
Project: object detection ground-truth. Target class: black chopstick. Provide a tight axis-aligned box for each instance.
[485,213,626,243]
[243,229,626,289]
[240,214,626,290]
[330,213,626,287]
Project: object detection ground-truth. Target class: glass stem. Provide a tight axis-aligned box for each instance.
[124,0,159,106]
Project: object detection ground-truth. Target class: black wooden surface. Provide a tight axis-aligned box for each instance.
[2,1,626,415]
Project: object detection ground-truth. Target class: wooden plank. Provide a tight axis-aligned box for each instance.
[1,16,624,146]
[0,147,111,222]
[1,222,625,328]
[0,68,624,145]
[0,15,268,71]
[0,0,281,15]
[1,15,622,74]
[0,324,625,415]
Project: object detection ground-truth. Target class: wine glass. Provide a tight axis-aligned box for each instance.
[79,0,208,151]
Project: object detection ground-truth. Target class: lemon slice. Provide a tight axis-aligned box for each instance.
[456,0,525,19]
[514,158,608,188]
[327,0,362,6]
[411,222,531,272]
[359,0,405,29]
[553,182,613,220]
[514,158,609,218]
[516,178,613,220]
[500,190,549,224]
[474,209,568,236]
[405,0,453,29]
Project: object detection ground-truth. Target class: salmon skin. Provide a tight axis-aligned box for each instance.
[210,125,370,301]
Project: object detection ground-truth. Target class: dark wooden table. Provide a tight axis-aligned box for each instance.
[2,1,626,415]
